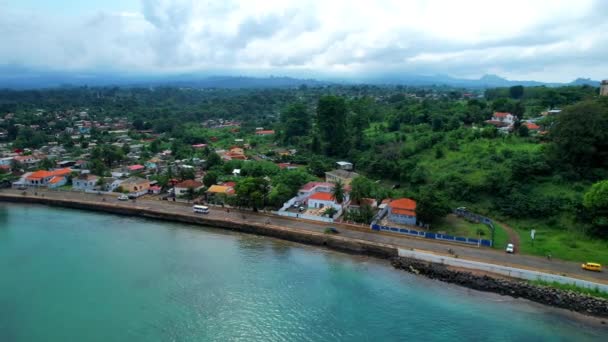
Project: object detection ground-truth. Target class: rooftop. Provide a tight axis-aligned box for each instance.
[326,169,359,179]
[309,192,335,201]
[300,182,334,191]
[175,180,203,189]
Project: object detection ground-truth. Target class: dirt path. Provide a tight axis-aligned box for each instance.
[494,219,521,253]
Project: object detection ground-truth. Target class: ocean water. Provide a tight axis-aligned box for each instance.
[0,203,606,342]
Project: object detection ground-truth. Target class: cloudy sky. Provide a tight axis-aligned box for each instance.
[2,0,607,82]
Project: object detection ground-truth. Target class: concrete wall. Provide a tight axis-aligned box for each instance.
[0,194,397,260]
[398,248,608,292]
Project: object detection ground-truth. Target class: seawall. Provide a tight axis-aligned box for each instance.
[391,257,608,318]
[0,195,398,259]
[3,194,608,319]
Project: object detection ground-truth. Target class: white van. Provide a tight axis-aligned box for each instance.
[193,205,209,214]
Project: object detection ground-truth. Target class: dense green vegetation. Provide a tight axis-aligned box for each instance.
[2,83,608,263]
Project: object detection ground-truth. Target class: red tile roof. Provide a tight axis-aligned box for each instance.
[524,122,540,130]
[493,112,511,118]
[48,176,65,184]
[128,164,145,171]
[255,130,275,135]
[26,168,71,180]
[175,180,203,189]
[389,198,417,216]
[309,192,335,201]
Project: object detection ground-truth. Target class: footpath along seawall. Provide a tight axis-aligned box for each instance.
[0,195,397,259]
[2,194,608,318]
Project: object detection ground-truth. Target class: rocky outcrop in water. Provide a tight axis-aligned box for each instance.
[391,257,608,318]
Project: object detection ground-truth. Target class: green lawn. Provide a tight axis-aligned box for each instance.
[515,226,608,265]
[433,214,491,239]
[491,222,510,250]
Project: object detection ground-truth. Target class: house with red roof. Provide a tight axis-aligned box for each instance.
[127,164,145,173]
[487,112,517,127]
[255,130,275,135]
[148,185,162,195]
[306,192,344,213]
[387,198,417,225]
[523,122,541,131]
[24,168,72,187]
[174,180,204,196]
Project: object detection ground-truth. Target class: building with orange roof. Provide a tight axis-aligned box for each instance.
[308,191,342,211]
[387,198,417,225]
[175,179,204,196]
[25,168,72,187]
[523,122,540,131]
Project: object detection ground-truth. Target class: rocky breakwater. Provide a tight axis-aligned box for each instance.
[391,257,608,318]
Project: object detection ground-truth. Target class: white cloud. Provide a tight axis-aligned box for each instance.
[0,0,607,82]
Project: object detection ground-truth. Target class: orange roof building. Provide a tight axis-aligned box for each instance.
[524,122,540,131]
[309,192,335,201]
[387,198,417,225]
[25,168,72,186]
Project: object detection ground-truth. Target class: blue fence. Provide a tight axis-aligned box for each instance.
[371,224,492,247]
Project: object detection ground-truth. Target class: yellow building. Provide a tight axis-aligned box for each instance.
[119,177,150,193]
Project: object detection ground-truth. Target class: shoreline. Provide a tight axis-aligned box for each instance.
[2,194,608,319]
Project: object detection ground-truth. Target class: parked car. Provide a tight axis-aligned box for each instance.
[581,262,602,272]
[505,243,514,253]
[118,194,129,201]
[17,185,27,190]
[298,206,306,212]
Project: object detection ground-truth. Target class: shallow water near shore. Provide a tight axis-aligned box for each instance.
[0,203,607,341]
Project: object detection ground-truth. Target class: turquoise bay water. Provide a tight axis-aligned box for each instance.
[0,204,606,341]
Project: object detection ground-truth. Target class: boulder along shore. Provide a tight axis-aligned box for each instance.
[391,256,608,319]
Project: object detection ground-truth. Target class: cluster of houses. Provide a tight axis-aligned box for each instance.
[485,111,549,134]
[275,161,419,226]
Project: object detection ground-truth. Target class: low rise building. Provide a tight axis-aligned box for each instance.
[325,169,359,186]
[119,177,150,195]
[72,174,99,191]
[387,198,417,226]
[174,180,204,196]
[24,168,72,187]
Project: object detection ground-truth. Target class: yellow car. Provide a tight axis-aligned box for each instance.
[581,262,602,272]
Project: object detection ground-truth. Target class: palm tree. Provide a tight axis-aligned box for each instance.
[332,180,345,205]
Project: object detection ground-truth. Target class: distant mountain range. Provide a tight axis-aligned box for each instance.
[0,65,601,89]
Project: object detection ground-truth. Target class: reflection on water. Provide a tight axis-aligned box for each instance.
[0,203,607,342]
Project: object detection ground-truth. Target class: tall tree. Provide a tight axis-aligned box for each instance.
[234,177,270,211]
[548,100,608,175]
[583,180,608,236]
[415,188,450,226]
[280,102,310,144]
[331,180,345,205]
[509,85,524,99]
[350,176,374,204]
[203,171,219,187]
[317,96,349,156]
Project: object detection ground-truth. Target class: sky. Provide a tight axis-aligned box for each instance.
[1,0,607,82]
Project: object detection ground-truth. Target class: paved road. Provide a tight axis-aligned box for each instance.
[2,188,607,284]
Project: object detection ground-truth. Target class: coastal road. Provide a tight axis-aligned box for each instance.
[2,188,607,285]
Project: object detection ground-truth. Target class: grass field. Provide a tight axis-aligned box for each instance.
[513,224,608,265]
[491,222,510,250]
[433,214,490,238]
